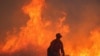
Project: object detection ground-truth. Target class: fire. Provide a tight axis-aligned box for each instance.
[89,28,100,56]
[0,0,100,56]
[0,0,69,56]
[66,28,100,56]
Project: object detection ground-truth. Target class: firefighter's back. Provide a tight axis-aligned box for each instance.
[47,39,62,56]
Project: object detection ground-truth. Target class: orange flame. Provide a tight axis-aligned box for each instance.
[0,0,69,55]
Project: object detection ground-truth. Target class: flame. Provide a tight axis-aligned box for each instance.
[0,0,69,56]
[65,28,100,56]
[0,0,100,56]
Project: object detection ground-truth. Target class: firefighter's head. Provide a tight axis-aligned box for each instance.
[56,33,62,39]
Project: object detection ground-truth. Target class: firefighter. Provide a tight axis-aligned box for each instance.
[47,33,65,56]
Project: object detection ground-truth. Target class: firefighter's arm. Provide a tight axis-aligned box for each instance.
[61,42,65,56]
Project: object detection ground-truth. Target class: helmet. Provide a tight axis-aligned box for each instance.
[56,33,62,38]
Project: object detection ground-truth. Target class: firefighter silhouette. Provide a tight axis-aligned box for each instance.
[47,33,65,56]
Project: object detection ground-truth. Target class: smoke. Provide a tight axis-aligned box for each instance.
[0,0,100,56]
[0,0,31,43]
[43,0,100,55]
